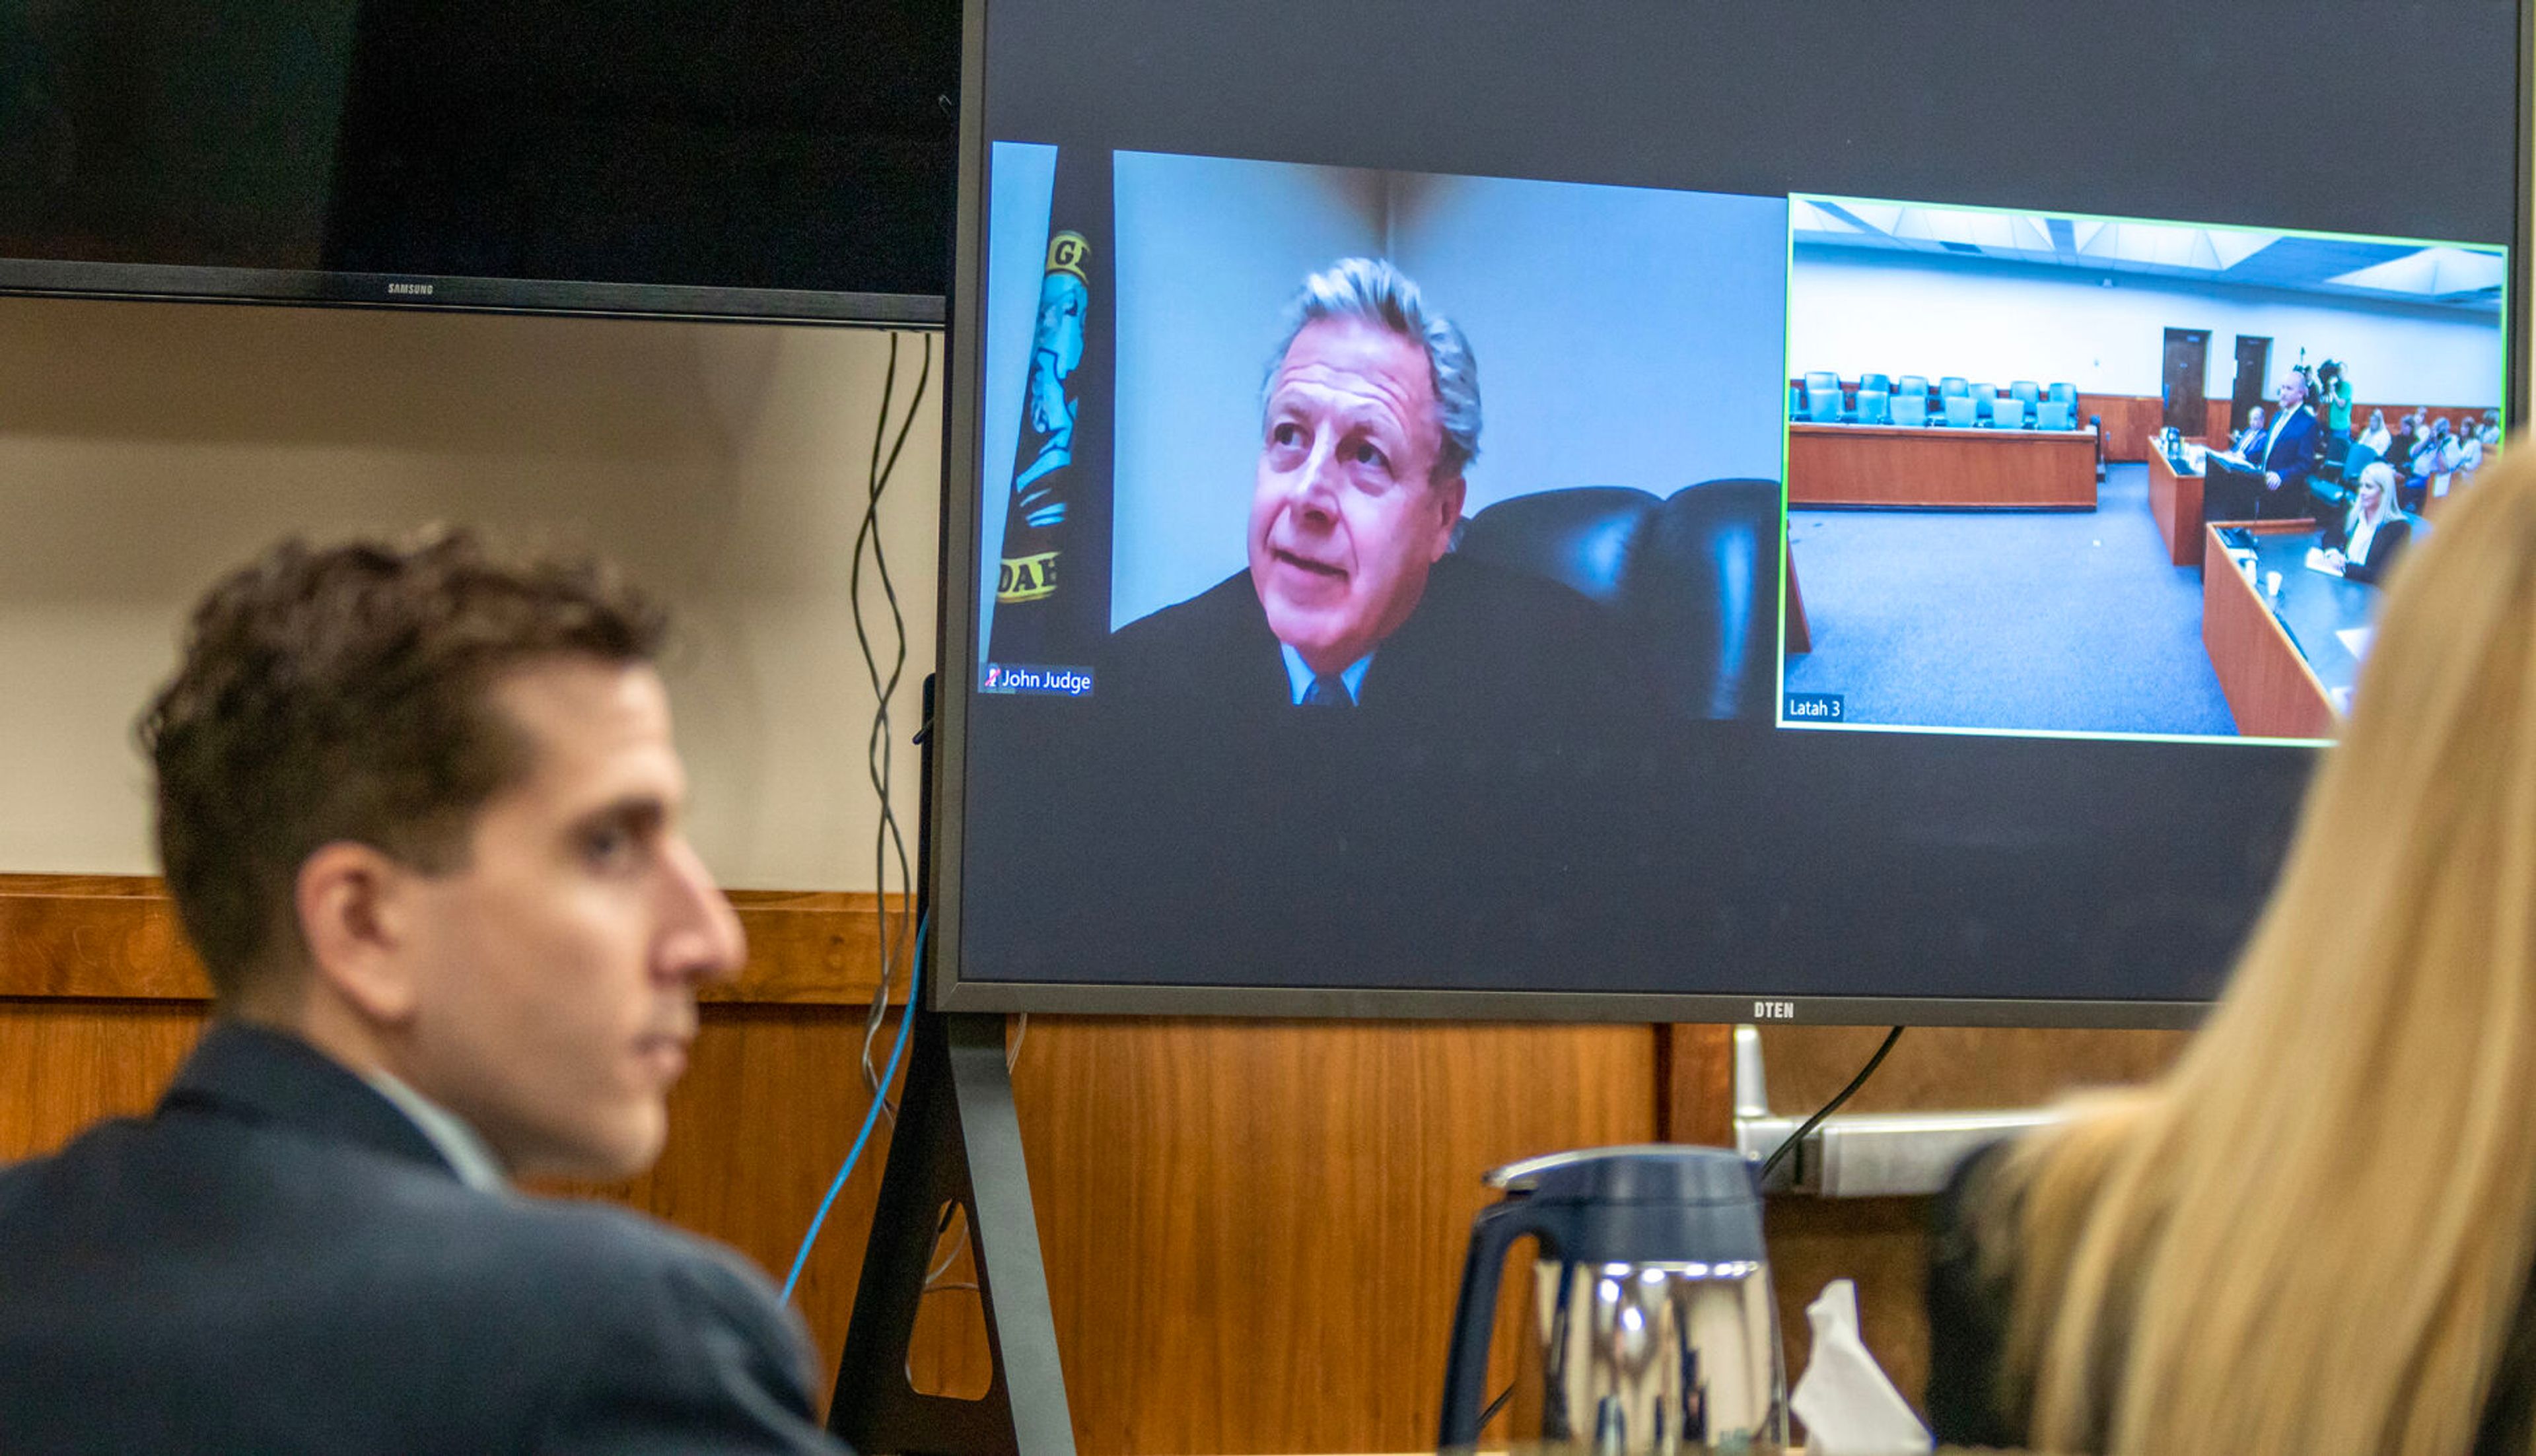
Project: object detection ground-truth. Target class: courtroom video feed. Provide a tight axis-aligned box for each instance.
[1777,195,2508,744]
[975,143,1790,723]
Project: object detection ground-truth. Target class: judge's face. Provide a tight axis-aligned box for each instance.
[1250,316,1464,676]
[386,660,746,1179]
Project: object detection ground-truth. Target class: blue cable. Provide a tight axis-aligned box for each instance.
[781,913,926,1303]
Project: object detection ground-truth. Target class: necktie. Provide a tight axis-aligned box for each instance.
[1301,672,1353,707]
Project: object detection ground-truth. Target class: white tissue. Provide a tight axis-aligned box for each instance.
[1788,1278,1933,1456]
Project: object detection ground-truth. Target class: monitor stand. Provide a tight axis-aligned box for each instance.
[826,1002,1076,1456]
[829,674,1074,1456]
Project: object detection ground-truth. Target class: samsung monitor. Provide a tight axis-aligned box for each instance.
[933,0,2531,1025]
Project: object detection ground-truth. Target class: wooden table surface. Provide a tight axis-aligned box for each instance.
[2199,520,2342,740]
[1789,421,2097,510]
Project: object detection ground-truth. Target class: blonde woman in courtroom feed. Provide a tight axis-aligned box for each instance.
[1949,435,2536,1454]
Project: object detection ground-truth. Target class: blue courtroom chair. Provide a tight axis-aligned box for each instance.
[2010,380,2041,405]
[2342,442,2381,489]
[1859,373,1892,397]
[1974,384,1997,423]
[1892,393,1929,427]
[1804,370,1840,395]
[2047,382,2078,410]
[1942,395,1978,429]
[2313,442,2379,515]
[1854,388,1890,425]
[1788,382,1801,419]
[1804,384,1844,423]
[1938,376,1970,399]
[2036,399,2073,431]
[1897,374,1930,408]
[1992,396,2027,429]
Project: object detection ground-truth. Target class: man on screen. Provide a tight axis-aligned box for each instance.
[1107,257,1634,726]
[2247,366,2321,517]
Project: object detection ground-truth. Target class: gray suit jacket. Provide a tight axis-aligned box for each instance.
[0,1022,850,1455]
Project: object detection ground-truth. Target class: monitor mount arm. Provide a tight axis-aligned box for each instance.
[1730,1026,2065,1196]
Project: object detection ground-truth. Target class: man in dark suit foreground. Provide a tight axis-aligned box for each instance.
[0,532,849,1454]
[1108,256,1637,723]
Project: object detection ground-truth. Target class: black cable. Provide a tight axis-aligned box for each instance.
[837,331,971,1295]
[851,332,934,1117]
[1754,1026,1905,1191]
[1478,1383,1516,1433]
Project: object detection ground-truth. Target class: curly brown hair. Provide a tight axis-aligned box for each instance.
[137,528,667,999]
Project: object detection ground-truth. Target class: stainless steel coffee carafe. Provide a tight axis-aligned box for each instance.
[1438,1145,1786,1451]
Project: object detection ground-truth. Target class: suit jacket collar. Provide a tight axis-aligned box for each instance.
[158,1020,458,1180]
[1236,554,1481,709]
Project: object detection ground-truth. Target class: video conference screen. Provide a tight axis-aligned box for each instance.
[942,0,2525,1021]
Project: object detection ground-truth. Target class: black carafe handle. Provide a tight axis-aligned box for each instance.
[1438,1198,1564,1449]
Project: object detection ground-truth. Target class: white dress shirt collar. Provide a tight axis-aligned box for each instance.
[1279,643,1375,705]
[361,1068,510,1191]
[2262,401,2307,461]
[2347,512,2381,567]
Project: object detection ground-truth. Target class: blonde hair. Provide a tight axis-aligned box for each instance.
[2348,461,2403,538]
[1986,434,2536,1455]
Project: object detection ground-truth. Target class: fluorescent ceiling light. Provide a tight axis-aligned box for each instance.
[2205,230,2282,270]
[2328,246,2506,296]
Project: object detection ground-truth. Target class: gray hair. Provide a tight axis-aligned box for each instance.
[1263,257,1481,481]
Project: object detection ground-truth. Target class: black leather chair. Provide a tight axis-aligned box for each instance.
[1454,479,1782,722]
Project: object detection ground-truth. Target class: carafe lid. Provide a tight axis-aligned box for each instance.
[1485,1144,1757,1206]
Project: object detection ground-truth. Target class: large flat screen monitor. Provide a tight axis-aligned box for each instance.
[0,1,955,324]
[934,0,2531,1025]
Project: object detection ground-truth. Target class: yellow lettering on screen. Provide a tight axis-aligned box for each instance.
[1045,232,1090,281]
[997,551,1059,602]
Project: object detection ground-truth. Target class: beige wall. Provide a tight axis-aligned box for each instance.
[0,295,939,891]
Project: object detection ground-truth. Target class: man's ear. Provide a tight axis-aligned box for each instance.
[1428,469,1467,560]
[295,842,423,1026]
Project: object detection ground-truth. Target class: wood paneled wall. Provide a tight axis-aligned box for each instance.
[1013,1019,1652,1454]
[2078,394,2165,462]
[1,874,1656,1454]
[2352,400,2496,433]
[4,874,2206,1444]
[0,998,207,1155]
[2065,394,2497,466]
[2212,399,2494,450]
